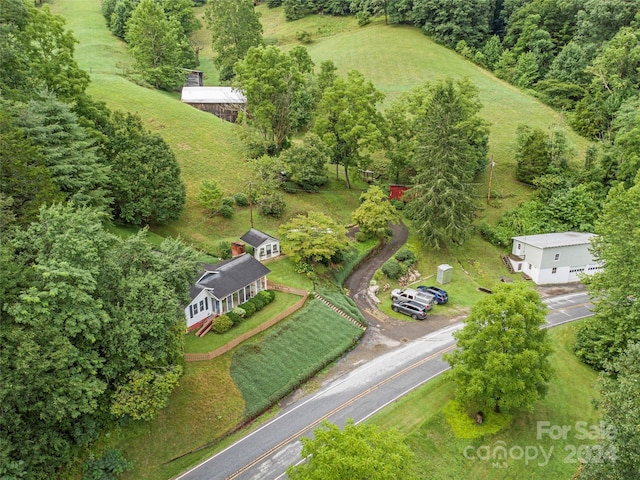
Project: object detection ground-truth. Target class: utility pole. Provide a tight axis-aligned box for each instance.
[249,182,254,228]
[487,157,496,206]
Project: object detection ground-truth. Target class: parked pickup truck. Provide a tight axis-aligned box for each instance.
[391,288,434,309]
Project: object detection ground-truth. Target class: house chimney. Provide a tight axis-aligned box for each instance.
[231,241,246,257]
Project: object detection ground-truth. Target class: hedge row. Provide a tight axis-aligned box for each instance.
[212,290,276,334]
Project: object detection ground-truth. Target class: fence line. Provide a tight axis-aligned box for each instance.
[184,284,308,362]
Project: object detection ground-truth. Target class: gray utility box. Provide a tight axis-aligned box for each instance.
[437,264,453,284]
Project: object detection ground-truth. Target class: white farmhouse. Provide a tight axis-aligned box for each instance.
[184,253,270,331]
[508,232,602,285]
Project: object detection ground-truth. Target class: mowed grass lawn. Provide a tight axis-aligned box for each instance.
[371,322,601,479]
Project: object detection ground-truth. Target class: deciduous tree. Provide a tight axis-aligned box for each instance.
[105,110,186,225]
[279,133,330,189]
[314,70,385,189]
[445,283,553,413]
[279,211,350,268]
[580,343,640,480]
[352,185,400,240]
[125,0,186,90]
[205,0,263,80]
[235,46,312,153]
[574,174,640,370]
[287,419,415,480]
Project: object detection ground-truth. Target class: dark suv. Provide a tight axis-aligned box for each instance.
[391,300,429,320]
[417,286,449,304]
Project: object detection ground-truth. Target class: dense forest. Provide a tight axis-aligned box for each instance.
[1,0,640,478]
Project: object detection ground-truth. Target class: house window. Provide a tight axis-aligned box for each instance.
[266,244,272,256]
[552,267,557,274]
[273,244,279,254]
[193,303,199,315]
[199,300,204,311]
[518,263,522,271]
[554,253,560,261]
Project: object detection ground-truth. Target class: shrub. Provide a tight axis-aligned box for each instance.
[240,301,256,317]
[381,258,403,279]
[394,247,416,265]
[222,196,235,207]
[251,295,266,310]
[356,10,371,26]
[84,449,133,480]
[219,204,234,218]
[257,290,275,304]
[354,231,370,243]
[227,311,243,326]
[296,30,312,43]
[282,181,298,193]
[257,192,286,218]
[232,307,246,318]
[234,192,249,206]
[391,199,404,210]
[217,241,231,259]
[211,315,233,334]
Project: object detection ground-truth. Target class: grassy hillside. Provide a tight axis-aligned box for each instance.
[51,0,591,252]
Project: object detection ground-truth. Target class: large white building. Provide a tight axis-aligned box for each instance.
[508,232,602,285]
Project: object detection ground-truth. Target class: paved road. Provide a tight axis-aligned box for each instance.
[174,291,593,480]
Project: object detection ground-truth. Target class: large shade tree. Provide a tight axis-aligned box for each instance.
[105,110,186,225]
[445,282,553,413]
[0,204,199,478]
[235,45,313,153]
[205,0,263,80]
[125,0,187,90]
[287,419,415,480]
[278,211,350,269]
[580,342,640,480]
[404,77,489,249]
[313,70,385,189]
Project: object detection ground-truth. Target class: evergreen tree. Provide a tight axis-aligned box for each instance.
[16,95,111,208]
[405,78,489,249]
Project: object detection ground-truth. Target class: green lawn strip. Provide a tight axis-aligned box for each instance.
[183,291,302,353]
[264,256,315,291]
[369,322,600,479]
[231,298,363,417]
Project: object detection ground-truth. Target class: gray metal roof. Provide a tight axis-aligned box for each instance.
[181,86,246,104]
[512,231,596,249]
[189,253,270,300]
[240,228,279,248]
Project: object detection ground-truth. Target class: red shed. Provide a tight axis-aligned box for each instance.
[389,184,410,202]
